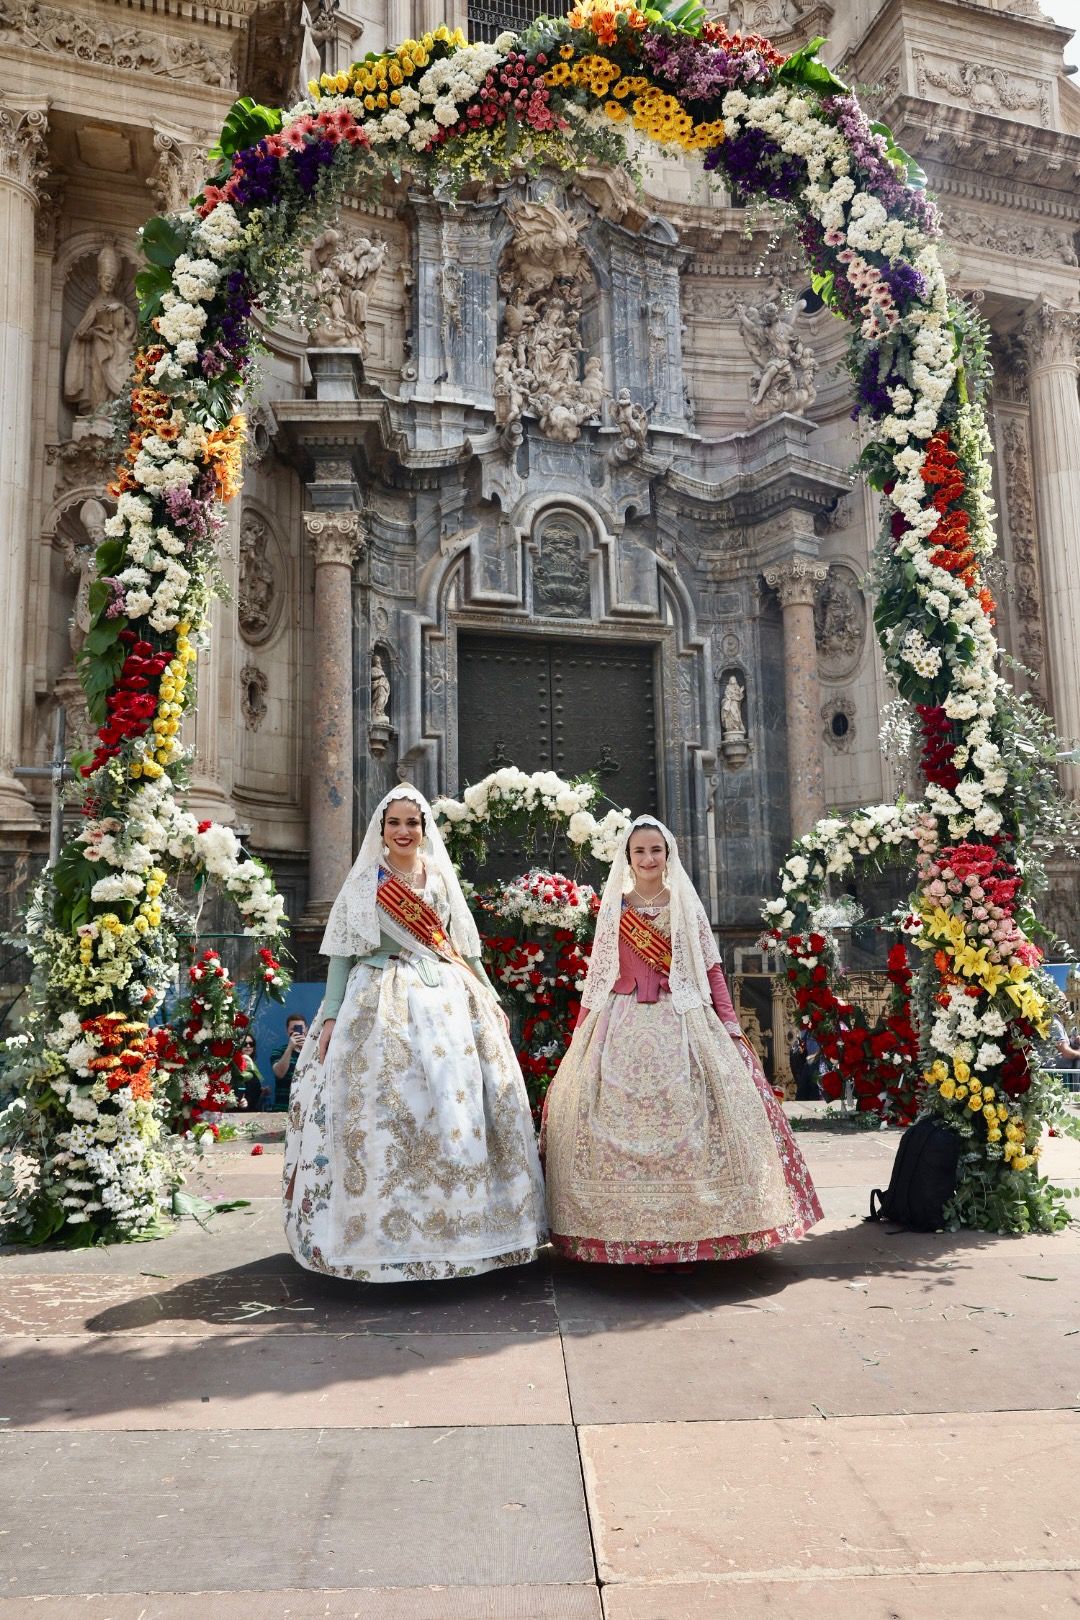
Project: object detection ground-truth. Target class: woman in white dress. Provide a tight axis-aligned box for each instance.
[542,816,822,1263]
[284,786,547,1281]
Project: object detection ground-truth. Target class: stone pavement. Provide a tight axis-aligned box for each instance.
[2,1117,1080,1620]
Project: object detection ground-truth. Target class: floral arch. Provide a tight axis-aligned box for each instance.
[0,2,1075,1241]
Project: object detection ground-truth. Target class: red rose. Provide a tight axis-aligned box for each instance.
[251,1144,264,1156]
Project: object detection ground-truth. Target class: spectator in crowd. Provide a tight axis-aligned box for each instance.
[790,1029,824,1102]
[1049,1012,1080,1074]
[271,1013,307,1111]
[238,1033,265,1112]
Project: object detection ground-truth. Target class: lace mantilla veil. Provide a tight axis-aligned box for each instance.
[582,814,721,1016]
[318,784,483,961]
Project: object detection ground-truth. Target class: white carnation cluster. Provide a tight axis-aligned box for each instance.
[763,803,931,934]
[434,769,631,866]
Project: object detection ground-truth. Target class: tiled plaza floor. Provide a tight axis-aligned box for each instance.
[2,1115,1079,1619]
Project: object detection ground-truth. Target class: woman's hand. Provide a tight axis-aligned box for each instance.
[318,1020,336,1065]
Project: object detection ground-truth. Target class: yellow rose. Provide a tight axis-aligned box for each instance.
[955,1085,968,1101]
[134,915,150,935]
[982,1103,997,1120]
[308,78,321,98]
[953,1058,970,1085]
[389,62,403,84]
[981,1087,995,1103]
[334,71,349,92]
[939,1079,956,1100]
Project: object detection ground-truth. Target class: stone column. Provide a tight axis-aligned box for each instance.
[302,512,365,924]
[763,558,828,839]
[0,98,48,831]
[1021,298,1080,791]
[186,500,238,826]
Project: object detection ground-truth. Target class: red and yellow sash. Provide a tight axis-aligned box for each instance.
[620,905,672,975]
[377,871,460,964]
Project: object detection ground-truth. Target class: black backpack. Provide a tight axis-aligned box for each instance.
[867,1115,961,1232]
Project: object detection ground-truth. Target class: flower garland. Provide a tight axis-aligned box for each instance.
[2,3,1070,1238]
[434,768,631,868]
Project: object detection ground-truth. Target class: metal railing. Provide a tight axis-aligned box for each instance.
[467,0,571,42]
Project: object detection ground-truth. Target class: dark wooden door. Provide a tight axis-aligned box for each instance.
[457,633,658,875]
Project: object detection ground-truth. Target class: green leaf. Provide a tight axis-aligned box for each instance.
[82,622,122,658]
[778,37,848,96]
[87,579,112,619]
[136,264,173,325]
[94,538,126,578]
[141,216,187,269]
[207,97,284,166]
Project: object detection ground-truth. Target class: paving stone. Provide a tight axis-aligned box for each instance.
[0,1330,572,1429]
[600,1569,1080,1619]
[0,1264,559,1337]
[0,1427,595,1597]
[0,1585,602,1619]
[580,1410,1080,1585]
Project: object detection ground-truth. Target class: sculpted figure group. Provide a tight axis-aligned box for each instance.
[284,787,821,1282]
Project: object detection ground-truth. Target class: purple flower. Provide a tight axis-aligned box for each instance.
[851,345,901,421]
[719,128,806,202]
[229,140,283,209]
[881,259,927,309]
[289,138,336,195]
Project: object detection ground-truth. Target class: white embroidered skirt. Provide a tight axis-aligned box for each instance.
[284,957,548,1281]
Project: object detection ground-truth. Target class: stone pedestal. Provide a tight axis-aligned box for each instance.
[0,99,48,831]
[302,512,365,926]
[763,558,828,840]
[1021,298,1080,793]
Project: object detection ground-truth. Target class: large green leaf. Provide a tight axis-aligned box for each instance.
[136,264,173,326]
[141,216,187,269]
[778,37,848,96]
[207,97,284,166]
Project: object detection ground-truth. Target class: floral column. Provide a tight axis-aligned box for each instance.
[764,558,828,840]
[0,99,48,830]
[1021,298,1080,787]
[303,512,364,924]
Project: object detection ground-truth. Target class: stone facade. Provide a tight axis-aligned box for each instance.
[2,0,1079,956]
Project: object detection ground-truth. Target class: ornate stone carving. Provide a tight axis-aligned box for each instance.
[764,558,827,609]
[1020,298,1080,373]
[240,665,268,731]
[533,520,591,619]
[1001,414,1046,690]
[147,131,211,214]
[46,429,113,493]
[815,493,853,535]
[303,511,365,568]
[814,563,866,677]
[914,55,1050,126]
[63,242,137,418]
[0,2,232,86]
[822,694,856,753]
[726,0,811,32]
[308,226,388,352]
[0,96,48,199]
[494,196,604,449]
[238,512,278,643]
[942,209,1078,267]
[737,296,817,420]
[611,388,650,464]
[719,671,750,767]
[61,498,106,656]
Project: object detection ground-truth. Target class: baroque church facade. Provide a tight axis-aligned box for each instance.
[1,0,1079,969]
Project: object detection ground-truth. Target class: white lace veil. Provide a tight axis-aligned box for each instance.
[319,784,483,960]
[581,814,721,1016]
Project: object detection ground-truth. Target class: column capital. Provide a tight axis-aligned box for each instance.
[1020,297,1080,375]
[0,97,49,203]
[303,511,365,568]
[763,558,828,609]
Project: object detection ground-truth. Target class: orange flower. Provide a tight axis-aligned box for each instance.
[203,414,247,501]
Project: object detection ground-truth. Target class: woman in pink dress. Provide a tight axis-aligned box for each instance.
[542,816,822,1263]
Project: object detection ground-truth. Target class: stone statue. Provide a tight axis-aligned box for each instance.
[309,226,388,352]
[493,195,603,450]
[736,296,818,420]
[371,652,391,723]
[62,242,137,417]
[238,513,276,641]
[720,675,747,738]
[612,388,650,462]
[61,498,107,655]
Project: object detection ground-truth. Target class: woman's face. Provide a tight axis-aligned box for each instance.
[383,798,424,858]
[627,828,667,882]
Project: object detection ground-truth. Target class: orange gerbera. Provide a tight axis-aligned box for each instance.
[204,414,247,501]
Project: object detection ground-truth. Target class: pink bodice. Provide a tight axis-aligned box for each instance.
[579,906,741,1031]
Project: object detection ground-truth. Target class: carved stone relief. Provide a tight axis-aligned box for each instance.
[308,226,388,352]
[942,209,1078,267]
[814,563,866,678]
[822,694,856,753]
[62,241,137,420]
[238,512,280,644]
[533,517,591,619]
[147,131,212,214]
[1000,414,1045,693]
[914,54,1051,127]
[240,665,268,731]
[0,0,233,86]
[736,295,817,419]
[493,196,603,450]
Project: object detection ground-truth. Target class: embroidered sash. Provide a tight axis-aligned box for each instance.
[620,905,672,975]
[377,872,459,963]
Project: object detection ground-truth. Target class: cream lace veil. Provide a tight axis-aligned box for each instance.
[581,813,721,1015]
[319,783,483,960]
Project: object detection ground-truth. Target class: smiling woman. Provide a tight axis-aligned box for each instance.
[0,0,1073,1242]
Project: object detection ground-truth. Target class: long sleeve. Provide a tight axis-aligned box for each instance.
[707,961,740,1030]
[322,955,353,1019]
